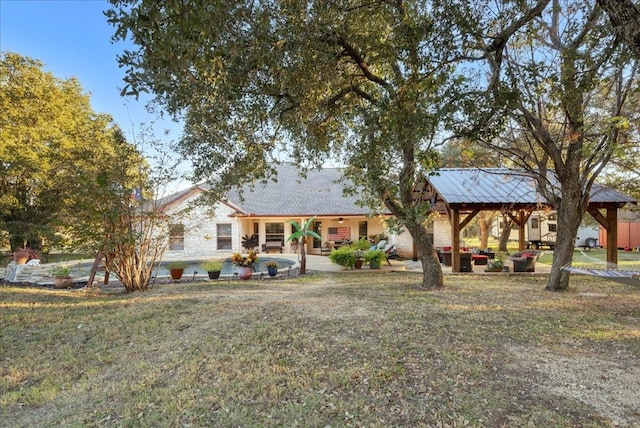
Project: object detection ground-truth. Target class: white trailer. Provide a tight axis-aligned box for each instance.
[491,211,600,250]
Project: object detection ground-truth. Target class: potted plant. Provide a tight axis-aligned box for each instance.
[484,258,504,273]
[50,265,73,289]
[241,234,258,251]
[167,260,188,280]
[328,246,356,269]
[200,259,223,280]
[354,249,365,269]
[13,247,40,265]
[364,249,387,269]
[232,250,257,280]
[265,260,278,277]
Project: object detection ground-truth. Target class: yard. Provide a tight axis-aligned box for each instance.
[1,271,639,427]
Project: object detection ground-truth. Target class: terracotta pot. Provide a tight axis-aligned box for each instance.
[170,268,184,280]
[54,276,73,289]
[15,255,29,265]
[238,266,252,280]
[354,259,363,269]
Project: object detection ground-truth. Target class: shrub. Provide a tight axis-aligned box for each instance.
[49,265,71,277]
[328,246,356,268]
[353,238,372,251]
[364,249,387,265]
[200,259,223,272]
[166,260,188,270]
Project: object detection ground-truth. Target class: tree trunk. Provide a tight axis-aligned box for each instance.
[498,217,513,253]
[478,212,494,249]
[299,237,307,275]
[546,186,586,291]
[598,0,640,59]
[406,220,443,288]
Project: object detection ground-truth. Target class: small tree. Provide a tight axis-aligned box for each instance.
[68,126,183,292]
[287,216,321,275]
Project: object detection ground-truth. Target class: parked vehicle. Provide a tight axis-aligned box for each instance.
[491,211,600,250]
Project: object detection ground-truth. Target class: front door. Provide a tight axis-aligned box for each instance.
[312,221,322,250]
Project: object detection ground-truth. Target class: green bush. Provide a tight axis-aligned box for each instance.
[328,246,356,268]
[200,259,223,272]
[364,249,387,265]
[49,265,71,277]
[166,260,188,270]
[353,238,372,251]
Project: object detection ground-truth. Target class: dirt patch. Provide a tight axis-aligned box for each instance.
[509,346,640,426]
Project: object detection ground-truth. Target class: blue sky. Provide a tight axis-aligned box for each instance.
[1,0,186,184]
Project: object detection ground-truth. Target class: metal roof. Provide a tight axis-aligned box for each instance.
[427,168,635,208]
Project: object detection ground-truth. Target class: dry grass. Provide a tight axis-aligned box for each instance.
[1,272,639,427]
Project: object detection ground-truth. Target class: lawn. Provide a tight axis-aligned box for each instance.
[1,272,639,427]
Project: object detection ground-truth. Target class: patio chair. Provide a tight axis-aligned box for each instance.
[510,250,542,272]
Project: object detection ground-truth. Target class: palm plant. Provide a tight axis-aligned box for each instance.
[287,216,321,275]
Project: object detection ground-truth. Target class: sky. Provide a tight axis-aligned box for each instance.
[0,0,189,189]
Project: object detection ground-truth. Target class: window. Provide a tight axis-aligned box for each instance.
[169,223,184,251]
[358,221,368,241]
[253,222,260,244]
[548,223,557,233]
[265,222,284,244]
[217,223,232,250]
[531,218,539,229]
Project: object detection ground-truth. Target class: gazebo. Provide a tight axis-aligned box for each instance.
[417,168,636,272]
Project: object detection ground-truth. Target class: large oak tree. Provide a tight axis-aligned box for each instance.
[0,52,127,253]
[106,0,482,288]
[454,0,638,290]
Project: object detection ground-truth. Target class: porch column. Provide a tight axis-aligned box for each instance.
[606,208,618,265]
[451,209,461,272]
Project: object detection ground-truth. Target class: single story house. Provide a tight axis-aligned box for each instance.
[160,163,431,258]
[160,165,635,267]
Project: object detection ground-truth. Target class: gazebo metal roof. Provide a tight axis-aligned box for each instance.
[421,168,636,271]
[424,168,634,211]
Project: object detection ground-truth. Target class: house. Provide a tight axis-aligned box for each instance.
[159,164,408,258]
[160,165,636,268]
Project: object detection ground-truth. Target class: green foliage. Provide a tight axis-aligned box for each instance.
[353,238,372,252]
[485,259,504,272]
[105,1,459,285]
[241,234,258,250]
[265,260,278,268]
[0,52,126,252]
[49,265,71,278]
[287,217,321,243]
[200,259,223,272]
[328,246,356,269]
[364,249,387,265]
[166,261,188,270]
[287,216,321,275]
